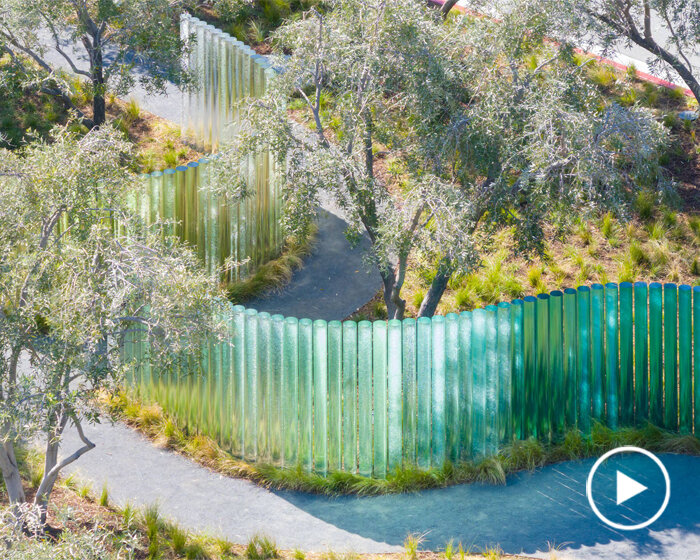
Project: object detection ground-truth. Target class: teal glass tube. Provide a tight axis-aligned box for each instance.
[563,289,577,428]
[694,286,700,435]
[220,308,233,453]
[510,300,524,440]
[497,302,512,444]
[232,305,245,455]
[471,309,486,458]
[298,318,313,471]
[372,321,388,477]
[522,296,537,438]
[328,320,343,472]
[313,320,328,475]
[445,313,461,462]
[270,314,284,464]
[548,291,564,438]
[402,318,417,465]
[678,285,692,434]
[536,294,550,440]
[148,172,162,227]
[387,319,403,471]
[458,312,472,459]
[244,308,258,460]
[619,283,634,425]
[416,317,432,468]
[282,317,299,467]
[591,284,605,422]
[663,283,678,430]
[649,282,663,425]
[257,312,271,462]
[633,282,648,424]
[342,321,358,472]
[605,283,619,429]
[357,320,373,476]
[431,315,446,467]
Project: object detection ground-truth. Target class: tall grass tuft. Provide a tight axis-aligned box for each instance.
[245,535,279,560]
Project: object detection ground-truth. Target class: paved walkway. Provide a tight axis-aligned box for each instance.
[38,24,700,560]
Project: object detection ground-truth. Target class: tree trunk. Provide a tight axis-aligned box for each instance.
[418,267,451,317]
[440,0,460,19]
[0,437,25,505]
[381,269,398,319]
[91,35,106,127]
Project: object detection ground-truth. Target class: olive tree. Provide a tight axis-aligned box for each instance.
[0,125,225,523]
[505,0,700,103]
[217,0,669,318]
[0,0,192,127]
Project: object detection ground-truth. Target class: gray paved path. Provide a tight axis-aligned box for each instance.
[37,21,700,560]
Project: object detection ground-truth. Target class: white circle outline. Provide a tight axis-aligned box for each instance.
[586,446,670,531]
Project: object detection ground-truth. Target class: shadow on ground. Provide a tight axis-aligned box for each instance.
[246,208,380,321]
[274,454,700,559]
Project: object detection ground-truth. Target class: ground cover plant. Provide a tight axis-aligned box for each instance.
[350,54,700,320]
[105,389,700,497]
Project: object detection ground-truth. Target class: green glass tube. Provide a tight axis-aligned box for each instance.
[342,321,358,472]
[577,286,592,434]
[510,301,524,440]
[402,318,417,465]
[256,312,271,462]
[148,172,162,227]
[174,165,187,240]
[445,313,460,462]
[298,318,313,471]
[497,302,512,444]
[522,296,537,438]
[591,284,605,422]
[373,321,388,477]
[457,312,472,459]
[387,319,403,471]
[678,285,692,434]
[196,160,208,266]
[162,169,176,238]
[270,314,284,464]
[634,282,648,425]
[283,317,299,467]
[313,320,328,475]
[536,294,550,441]
[694,286,700,435]
[185,162,199,248]
[619,282,634,426]
[548,291,564,438]
[471,309,486,458]
[605,283,619,429]
[232,305,246,456]
[244,308,258,461]
[328,320,343,472]
[563,289,577,428]
[220,307,233,453]
[649,282,663,425]
[357,320,373,476]
[431,315,446,467]
[663,283,678,430]
[416,317,432,468]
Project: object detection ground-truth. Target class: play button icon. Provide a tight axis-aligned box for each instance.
[616,470,647,505]
[586,446,671,531]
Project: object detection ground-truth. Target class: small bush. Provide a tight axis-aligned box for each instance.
[99,484,109,507]
[245,535,279,560]
[125,98,141,122]
[635,191,655,222]
[600,212,615,239]
[412,290,425,309]
[625,64,637,80]
[588,64,617,88]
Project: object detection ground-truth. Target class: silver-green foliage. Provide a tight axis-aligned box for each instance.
[216,0,668,319]
[0,125,225,518]
[0,0,193,126]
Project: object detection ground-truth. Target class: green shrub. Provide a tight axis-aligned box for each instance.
[245,535,279,560]
[588,64,617,88]
[412,290,425,309]
[625,64,637,80]
[635,191,655,222]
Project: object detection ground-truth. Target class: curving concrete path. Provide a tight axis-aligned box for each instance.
[37,25,700,560]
